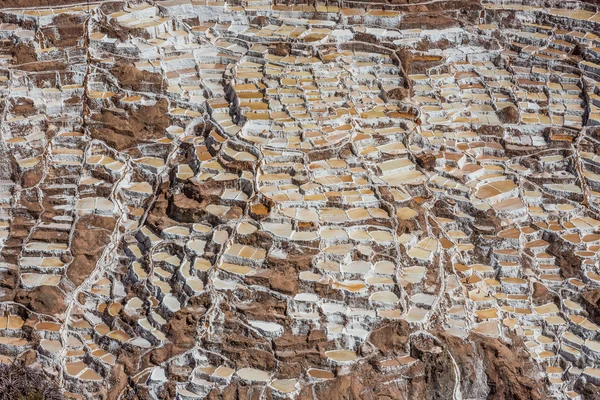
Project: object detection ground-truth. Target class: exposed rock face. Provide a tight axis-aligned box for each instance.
[498,105,521,124]
[15,286,67,314]
[90,98,171,152]
[163,307,203,349]
[110,65,165,93]
[44,13,86,48]
[443,333,545,400]
[415,153,437,171]
[386,86,410,101]
[11,43,36,65]
[582,289,600,325]
[68,215,116,286]
[11,98,37,117]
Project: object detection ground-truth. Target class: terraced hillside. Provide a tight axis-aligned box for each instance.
[2,0,600,399]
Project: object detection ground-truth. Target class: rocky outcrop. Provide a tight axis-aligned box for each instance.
[90,99,171,152]
[68,215,116,286]
[15,286,67,314]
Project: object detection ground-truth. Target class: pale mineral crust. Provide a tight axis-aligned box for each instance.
[0,0,600,399]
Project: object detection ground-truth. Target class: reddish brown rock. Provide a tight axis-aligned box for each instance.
[498,105,520,124]
[90,99,171,152]
[442,333,545,400]
[269,273,298,295]
[11,43,36,65]
[15,286,67,314]
[415,153,437,171]
[110,65,165,92]
[67,215,116,286]
[532,282,558,306]
[162,307,203,349]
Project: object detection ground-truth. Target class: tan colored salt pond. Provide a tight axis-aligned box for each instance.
[366,276,394,285]
[325,349,357,363]
[219,262,254,276]
[270,379,299,393]
[0,337,27,346]
[107,330,131,342]
[213,366,235,378]
[370,291,399,303]
[125,182,152,194]
[163,226,190,236]
[378,309,402,319]
[135,157,165,168]
[192,223,211,233]
[331,280,366,293]
[397,207,418,220]
[404,307,427,323]
[17,157,40,168]
[187,239,206,255]
[79,369,103,381]
[473,321,499,337]
[237,222,257,235]
[307,368,334,380]
[402,266,426,283]
[236,367,270,382]
[40,339,62,354]
[407,246,431,260]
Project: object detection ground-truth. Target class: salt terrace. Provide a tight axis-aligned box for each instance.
[2,0,600,398]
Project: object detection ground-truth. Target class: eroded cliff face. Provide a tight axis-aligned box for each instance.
[1,0,600,399]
